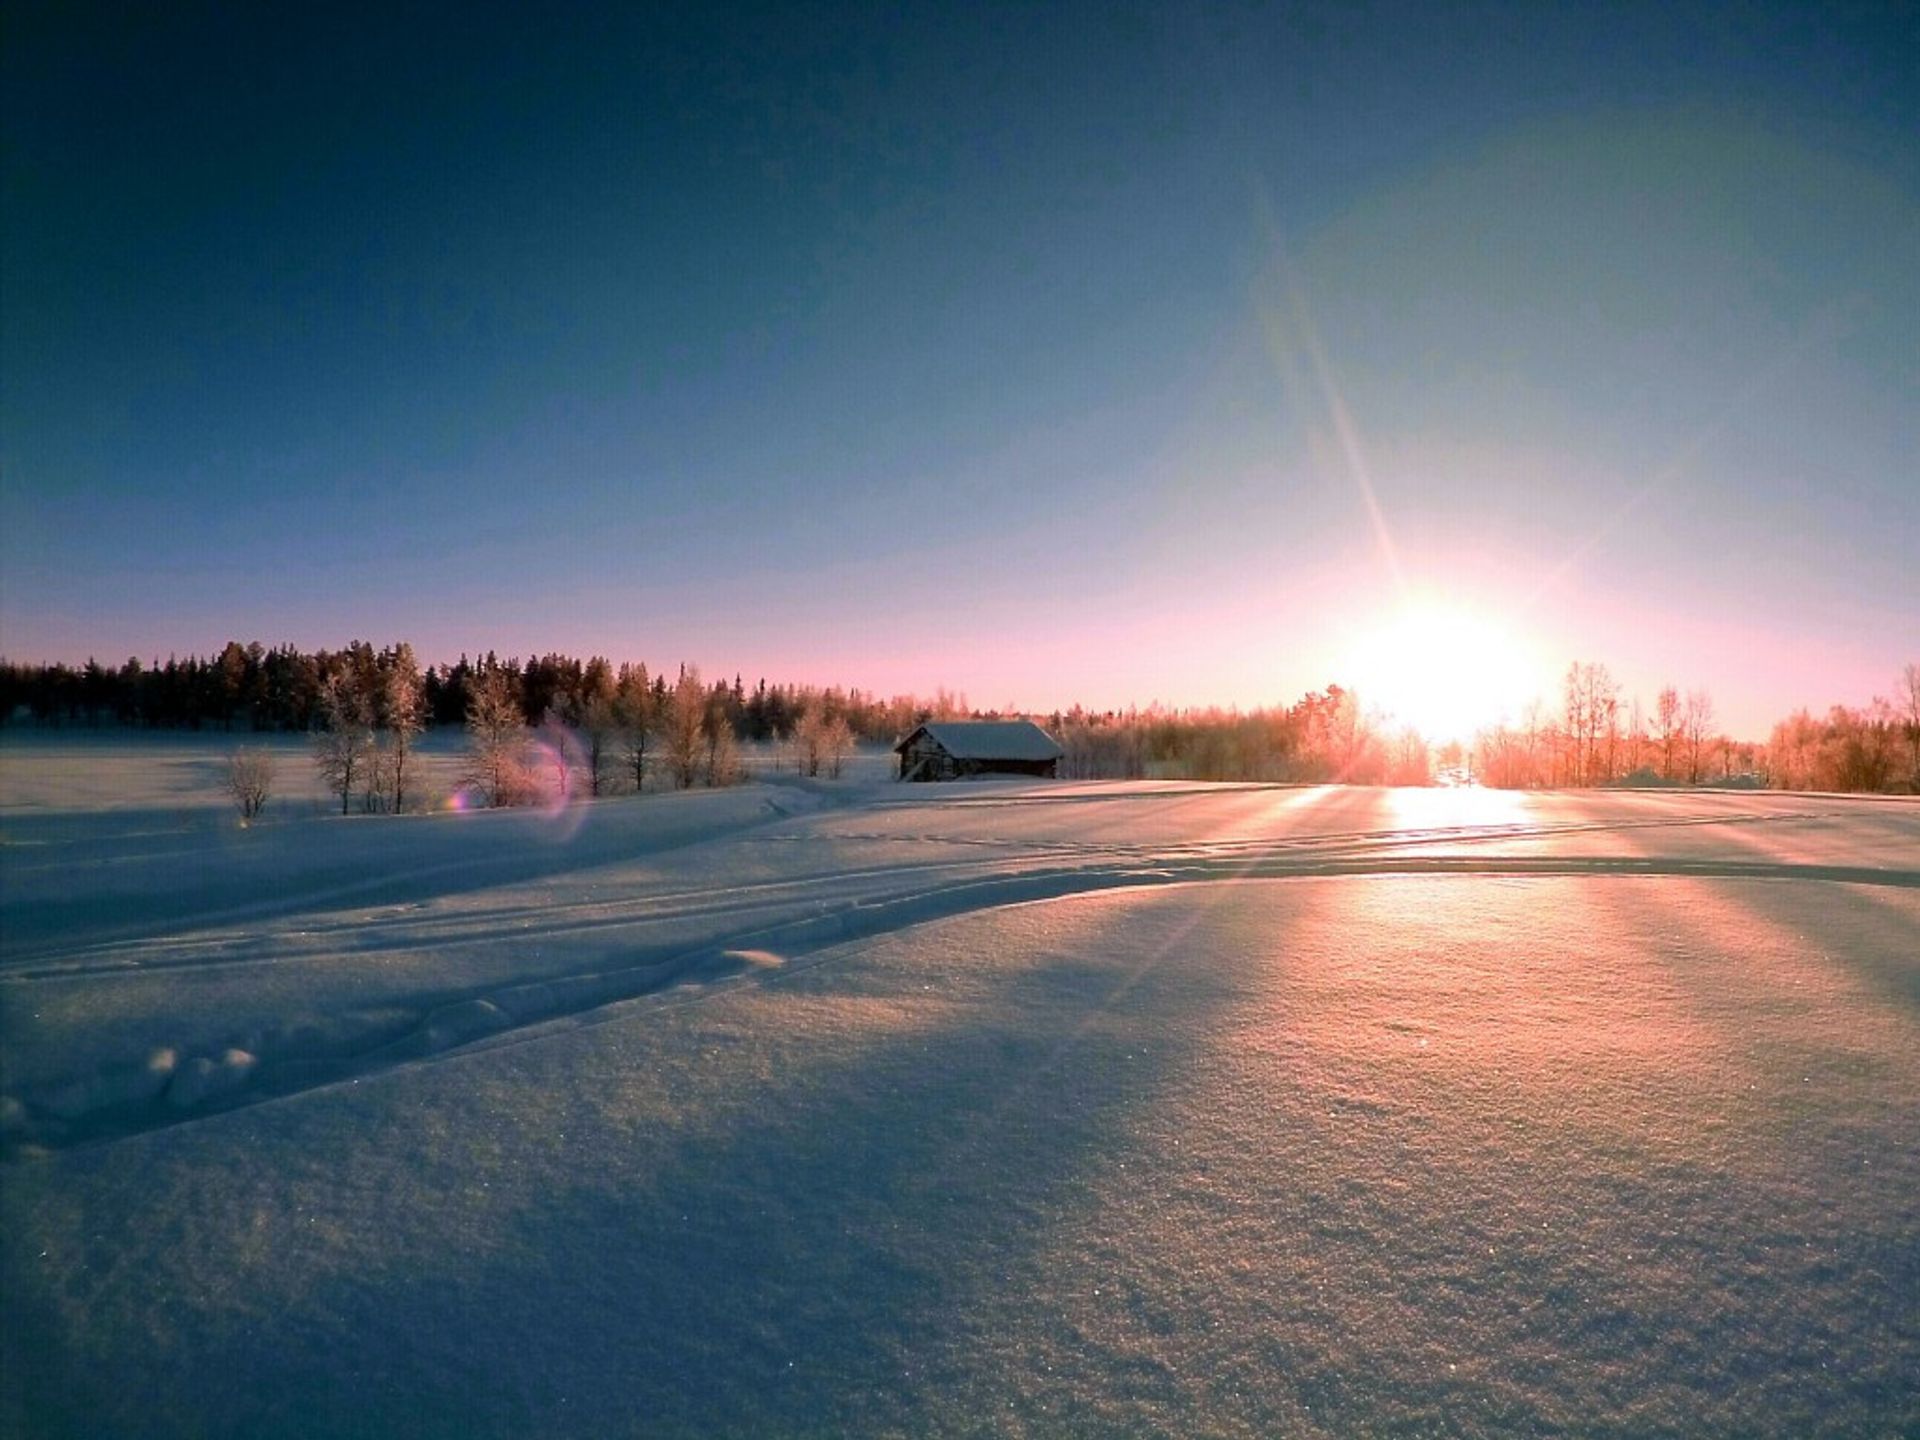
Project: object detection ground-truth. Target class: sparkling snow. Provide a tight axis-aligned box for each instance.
[2,738,1916,1436]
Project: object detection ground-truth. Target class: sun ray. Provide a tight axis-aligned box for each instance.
[1252,196,1406,598]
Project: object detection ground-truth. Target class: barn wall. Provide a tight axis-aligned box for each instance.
[898,737,955,780]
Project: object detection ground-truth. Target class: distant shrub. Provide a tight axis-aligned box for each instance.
[226,747,276,822]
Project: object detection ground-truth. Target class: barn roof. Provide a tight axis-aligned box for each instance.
[894,720,1064,762]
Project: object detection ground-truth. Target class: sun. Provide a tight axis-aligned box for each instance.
[1344,601,1546,745]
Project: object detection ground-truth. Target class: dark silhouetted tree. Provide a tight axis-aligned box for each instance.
[615,663,655,793]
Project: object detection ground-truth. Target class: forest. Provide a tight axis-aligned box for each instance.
[1,644,1915,797]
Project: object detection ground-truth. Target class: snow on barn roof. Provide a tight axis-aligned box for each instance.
[894,720,1065,762]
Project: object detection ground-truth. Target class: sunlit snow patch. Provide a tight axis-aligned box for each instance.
[719,949,786,970]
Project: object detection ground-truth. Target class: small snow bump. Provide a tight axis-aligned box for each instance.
[720,949,786,970]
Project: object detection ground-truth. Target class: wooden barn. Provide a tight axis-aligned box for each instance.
[894,720,1065,781]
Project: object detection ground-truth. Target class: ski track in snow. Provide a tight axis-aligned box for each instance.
[3,781,1915,1156]
[4,763,1920,1437]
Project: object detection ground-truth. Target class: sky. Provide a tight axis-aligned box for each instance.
[3,1,1915,738]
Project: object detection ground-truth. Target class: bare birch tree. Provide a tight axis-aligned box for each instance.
[1562,662,1619,786]
[792,707,826,777]
[702,710,741,787]
[662,667,706,790]
[1656,686,1682,781]
[312,673,375,815]
[379,642,426,813]
[536,709,578,806]
[1902,662,1920,789]
[465,668,528,807]
[616,663,656,793]
[1682,689,1715,784]
[579,694,618,797]
[226,747,276,821]
[821,714,855,778]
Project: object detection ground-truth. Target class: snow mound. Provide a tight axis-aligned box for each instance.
[720,948,786,969]
[420,1000,513,1054]
[165,1050,257,1109]
[39,1048,178,1120]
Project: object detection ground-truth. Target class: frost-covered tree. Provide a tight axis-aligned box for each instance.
[820,714,855,778]
[1902,662,1920,789]
[1387,727,1431,786]
[379,643,427,813]
[1655,686,1683,781]
[575,656,619,797]
[1768,701,1903,793]
[1766,708,1819,790]
[226,746,275,821]
[312,674,375,815]
[465,668,528,807]
[616,662,655,793]
[662,667,706,790]
[702,710,741,788]
[1624,696,1648,776]
[791,707,826,778]
[1682,689,1715,785]
[578,695,618,797]
[536,708,577,805]
[1562,662,1618,786]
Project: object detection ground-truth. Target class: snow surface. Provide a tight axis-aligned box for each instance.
[2,738,1917,1436]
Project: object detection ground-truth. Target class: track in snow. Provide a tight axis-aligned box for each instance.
[4,785,1914,1156]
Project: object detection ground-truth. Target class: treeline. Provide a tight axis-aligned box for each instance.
[1472,662,1919,794]
[1767,694,1919,794]
[1473,665,1748,789]
[300,655,772,814]
[1041,662,1919,795]
[7,646,1915,797]
[1046,685,1429,786]
[0,642,966,744]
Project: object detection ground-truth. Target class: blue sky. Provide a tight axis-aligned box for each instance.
[4,2,1915,735]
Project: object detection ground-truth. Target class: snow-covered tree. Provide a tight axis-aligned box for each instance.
[536,708,577,806]
[662,667,706,790]
[312,673,375,815]
[1656,686,1683,781]
[465,668,528,807]
[1902,662,1920,789]
[820,714,855,778]
[576,656,619,797]
[1682,689,1715,784]
[379,643,426,812]
[616,662,655,793]
[702,710,741,788]
[226,746,275,821]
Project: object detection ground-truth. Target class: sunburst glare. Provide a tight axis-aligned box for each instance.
[1345,601,1547,744]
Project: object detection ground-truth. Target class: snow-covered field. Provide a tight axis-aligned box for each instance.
[3,736,1917,1437]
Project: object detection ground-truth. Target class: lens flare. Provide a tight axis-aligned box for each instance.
[444,724,590,840]
[524,722,591,841]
